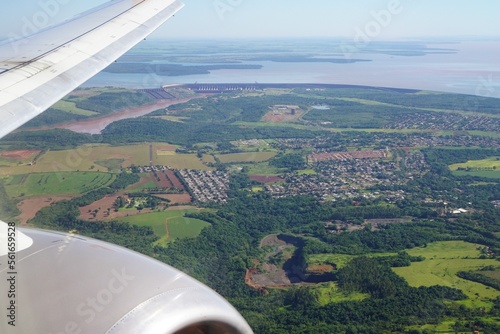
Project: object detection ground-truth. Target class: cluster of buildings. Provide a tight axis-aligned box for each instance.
[265,152,427,202]
[134,165,169,173]
[385,112,499,132]
[308,150,387,163]
[273,134,500,152]
[177,169,230,204]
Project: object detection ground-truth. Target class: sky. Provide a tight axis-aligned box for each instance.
[2,0,500,41]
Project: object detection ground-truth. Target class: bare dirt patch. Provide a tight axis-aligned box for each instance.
[78,194,157,221]
[17,195,74,225]
[262,105,304,123]
[47,96,200,134]
[166,170,184,189]
[79,194,120,221]
[307,264,335,274]
[260,234,287,248]
[1,150,41,160]
[154,194,192,204]
[248,264,294,288]
[154,171,173,188]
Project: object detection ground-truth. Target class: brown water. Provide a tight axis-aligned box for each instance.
[53,97,198,134]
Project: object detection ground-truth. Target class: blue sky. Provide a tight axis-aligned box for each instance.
[3,0,500,40]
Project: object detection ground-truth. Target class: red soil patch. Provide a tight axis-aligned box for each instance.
[54,97,199,134]
[154,171,173,188]
[154,194,192,204]
[1,150,41,160]
[128,174,155,190]
[249,175,284,184]
[17,195,74,225]
[165,170,184,189]
[307,264,335,274]
[79,195,120,221]
[78,193,157,221]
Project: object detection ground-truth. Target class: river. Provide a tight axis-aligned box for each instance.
[82,40,500,99]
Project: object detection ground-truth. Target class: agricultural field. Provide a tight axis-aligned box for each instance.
[117,209,210,245]
[126,173,156,192]
[449,157,500,170]
[155,153,211,170]
[202,154,216,164]
[216,151,277,163]
[312,282,369,306]
[0,143,213,176]
[449,157,500,179]
[393,241,500,308]
[4,172,114,197]
[52,100,98,116]
[95,158,125,172]
[307,252,397,270]
[247,162,286,176]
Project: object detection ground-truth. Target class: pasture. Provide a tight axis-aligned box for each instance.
[4,172,114,197]
[216,152,277,163]
[155,153,211,170]
[313,282,369,306]
[449,157,500,170]
[52,100,98,116]
[449,157,500,179]
[307,252,397,270]
[0,143,213,175]
[95,159,125,172]
[117,209,210,245]
[393,241,500,308]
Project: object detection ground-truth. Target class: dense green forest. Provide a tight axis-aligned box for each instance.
[75,91,155,114]
[20,108,86,128]
[28,167,500,333]
[2,86,500,333]
[293,87,500,115]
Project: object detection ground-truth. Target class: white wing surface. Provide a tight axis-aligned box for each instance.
[0,1,254,333]
[0,221,253,333]
[0,0,183,139]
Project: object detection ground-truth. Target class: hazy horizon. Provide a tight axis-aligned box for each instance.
[2,0,500,41]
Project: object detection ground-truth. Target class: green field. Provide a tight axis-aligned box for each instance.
[450,157,500,170]
[449,157,500,179]
[313,282,369,306]
[0,143,201,176]
[247,163,285,176]
[117,209,210,244]
[52,100,98,116]
[216,152,277,163]
[95,158,125,172]
[308,252,397,269]
[155,153,212,170]
[393,241,500,308]
[297,169,317,175]
[5,172,114,197]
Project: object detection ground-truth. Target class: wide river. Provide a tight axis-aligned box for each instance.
[83,40,500,99]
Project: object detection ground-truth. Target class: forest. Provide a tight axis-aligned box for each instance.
[2,86,500,333]
[27,166,500,333]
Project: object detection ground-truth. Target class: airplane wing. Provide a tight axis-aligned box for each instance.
[0,0,183,140]
[0,222,252,333]
[0,1,254,333]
